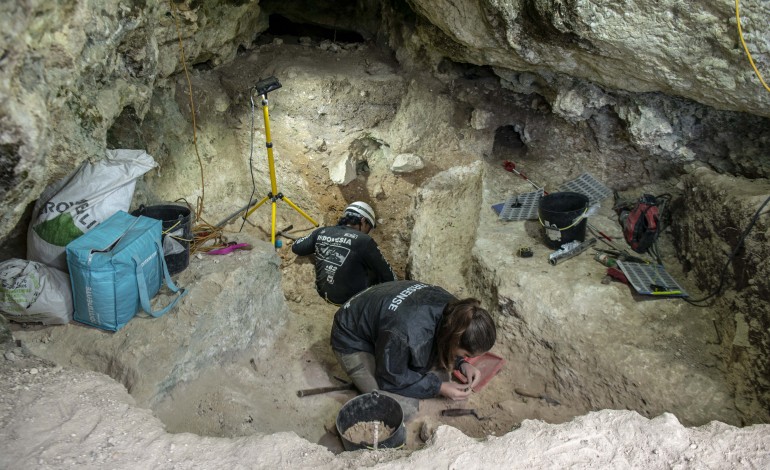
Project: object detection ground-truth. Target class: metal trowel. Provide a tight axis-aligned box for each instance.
[441,408,489,421]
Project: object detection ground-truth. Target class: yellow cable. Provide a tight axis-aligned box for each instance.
[537,207,588,231]
[736,0,770,93]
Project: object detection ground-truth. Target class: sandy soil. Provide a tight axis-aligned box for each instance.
[148,244,561,451]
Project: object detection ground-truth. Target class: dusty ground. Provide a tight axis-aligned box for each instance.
[80,33,597,447]
[148,241,577,451]
[146,204,711,452]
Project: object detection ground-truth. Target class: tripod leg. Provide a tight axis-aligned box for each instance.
[244,195,270,220]
[271,201,278,246]
[262,99,280,198]
[282,195,319,227]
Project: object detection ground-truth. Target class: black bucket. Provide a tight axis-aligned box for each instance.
[538,192,589,249]
[336,391,406,451]
[132,204,192,275]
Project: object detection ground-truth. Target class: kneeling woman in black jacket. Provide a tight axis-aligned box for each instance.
[331,280,496,402]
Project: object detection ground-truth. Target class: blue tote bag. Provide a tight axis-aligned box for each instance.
[66,210,187,331]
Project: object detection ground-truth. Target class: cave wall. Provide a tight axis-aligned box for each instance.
[389,0,770,181]
[0,0,264,242]
[404,0,770,118]
[672,167,770,421]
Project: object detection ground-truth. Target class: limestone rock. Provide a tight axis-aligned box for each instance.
[391,153,424,173]
[419,417,440,442]
[470,109,494,130]
[409,162,482,296]
[0,0,264,241]
[329,154,357,185]
[407,0,770,117]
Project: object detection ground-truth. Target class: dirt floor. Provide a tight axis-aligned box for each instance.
[149,240,580,451]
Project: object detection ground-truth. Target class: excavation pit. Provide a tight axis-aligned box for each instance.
[4,24,767,462]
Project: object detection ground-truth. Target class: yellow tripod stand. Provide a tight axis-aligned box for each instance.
[243,77,318,246]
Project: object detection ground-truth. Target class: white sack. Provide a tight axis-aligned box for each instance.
[27,149,157,270]
[0,259,73,325]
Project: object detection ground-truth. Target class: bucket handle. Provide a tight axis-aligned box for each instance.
[161,218,195,243]
[537,206,588,231]
[345,390,406,451]
[364,442,405,451]
[162,219,182,235]
[135,205,192,241]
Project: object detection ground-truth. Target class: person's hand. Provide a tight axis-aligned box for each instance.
[439,381,473,401]
[459,362,482,390]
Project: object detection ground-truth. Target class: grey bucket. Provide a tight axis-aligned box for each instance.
[538,192,589,249]
[336,391,406,451]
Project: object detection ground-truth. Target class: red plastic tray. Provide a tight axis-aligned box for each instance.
[452,352,505,392]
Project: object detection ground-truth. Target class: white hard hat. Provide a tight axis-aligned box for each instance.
[345,201,376,228]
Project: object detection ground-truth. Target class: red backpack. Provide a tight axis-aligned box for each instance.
[616,194,661,254]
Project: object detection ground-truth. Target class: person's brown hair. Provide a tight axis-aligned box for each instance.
[435,298,496,370]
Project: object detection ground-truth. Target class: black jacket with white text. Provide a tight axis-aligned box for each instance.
[331,281,456,398]
[292,225,396,304]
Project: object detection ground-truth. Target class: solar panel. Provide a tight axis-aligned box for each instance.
[498,189,544,221]
[617,260,689,297]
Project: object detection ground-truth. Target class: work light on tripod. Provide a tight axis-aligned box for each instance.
[242,76,318,246]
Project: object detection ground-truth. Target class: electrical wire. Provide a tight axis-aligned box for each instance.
[648,193,671,266]
[736,0,770,93]
[169,0,204,216]
[168,1,227,253]
[238,93,259,233]
[685,194,770,306]
[680,0,770,300]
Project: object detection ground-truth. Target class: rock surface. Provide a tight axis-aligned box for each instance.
[406,0,770,117]
[1,350,769,468]
[10,235,286,408]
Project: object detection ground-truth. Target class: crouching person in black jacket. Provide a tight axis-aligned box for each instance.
[331,280,497,416]
[292,201,396,305]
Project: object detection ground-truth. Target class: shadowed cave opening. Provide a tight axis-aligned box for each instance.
[261,14,366,45]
